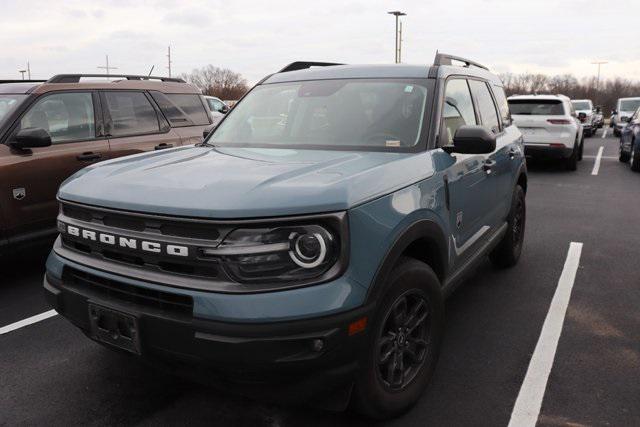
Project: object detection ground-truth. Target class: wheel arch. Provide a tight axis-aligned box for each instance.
[365,219,448,305]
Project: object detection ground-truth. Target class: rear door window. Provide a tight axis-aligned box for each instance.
[469,80,500,133]
[103,91,160,137]
[150,92,210,127]
[20,92,95,143]
[508,100,564,116]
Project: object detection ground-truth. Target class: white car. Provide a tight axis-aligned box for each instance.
[612,97,640,137]
[571,99,596,137]
[508,94,583,170]
[203,95,229,125]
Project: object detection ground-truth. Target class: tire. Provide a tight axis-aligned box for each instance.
[584,128,592,138]
[490,185,526,269]
[565,144,578,171]
[614,129,621,137]
[353,257,444,420]
[631,142,640,172]
[578,138,584,161]
[619,143,630,163]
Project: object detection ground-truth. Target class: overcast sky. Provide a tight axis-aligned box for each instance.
[1,0,639,84]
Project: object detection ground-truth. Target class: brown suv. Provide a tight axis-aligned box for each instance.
[0,74,212,254]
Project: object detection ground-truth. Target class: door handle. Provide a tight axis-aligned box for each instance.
[483,159,496,174]
[154,143,173,150]
[76,152,102,162]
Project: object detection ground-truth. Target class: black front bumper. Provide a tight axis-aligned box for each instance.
[524,145,573,159]
[44,270,372,405]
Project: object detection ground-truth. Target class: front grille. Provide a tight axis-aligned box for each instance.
[63,267,193,318]
[62,203,222,241]
[59,201,226,279]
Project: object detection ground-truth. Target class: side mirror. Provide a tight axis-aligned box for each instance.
[444,125,496,154]
[221,105,229,114]
[11,128,52,150]
[612,110,617,115]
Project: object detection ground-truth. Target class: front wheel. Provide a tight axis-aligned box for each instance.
[490,185,526,268]
[619,143,630,163]
[353,258,444,420]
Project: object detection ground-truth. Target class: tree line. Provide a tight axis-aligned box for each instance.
[499,72,640,115]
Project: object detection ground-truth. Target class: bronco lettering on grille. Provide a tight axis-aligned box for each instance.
[63,224,189,257]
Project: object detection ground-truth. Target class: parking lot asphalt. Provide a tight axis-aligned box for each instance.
[1,128,638,426]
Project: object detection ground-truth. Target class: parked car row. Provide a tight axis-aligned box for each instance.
[618,104,640,171]
[3,54,636,420]
[507,94,583,170]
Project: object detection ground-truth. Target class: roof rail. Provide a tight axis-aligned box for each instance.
[278,61,344,73]
[433,52,489,71]
[0,80,47,84]
[46,74,186,83]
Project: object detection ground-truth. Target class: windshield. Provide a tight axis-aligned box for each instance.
[0,94,27,126]
[619,99,640,112]
[508,99,565,115]
[571,101,591,110]
[209,79,429,150]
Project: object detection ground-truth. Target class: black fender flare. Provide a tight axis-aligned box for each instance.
[364,219,448,306]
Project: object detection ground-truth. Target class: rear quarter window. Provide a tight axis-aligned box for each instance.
[151,92,210,127]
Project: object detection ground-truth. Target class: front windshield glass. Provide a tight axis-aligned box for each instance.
[209,79,429,150]
[0,95,27,126]
[620,99,640,112]
[571,101,591,110]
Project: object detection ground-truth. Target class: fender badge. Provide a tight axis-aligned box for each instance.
[12,188,26,200]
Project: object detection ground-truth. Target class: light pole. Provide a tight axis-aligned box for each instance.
[591,61,608,91]
[388,11,406,63]
[18,70,26,80]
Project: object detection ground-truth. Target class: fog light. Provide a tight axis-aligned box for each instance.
[311,339,324,352]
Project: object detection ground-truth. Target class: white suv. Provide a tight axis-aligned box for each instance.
[571,99,596,137]
[508,94,583,170]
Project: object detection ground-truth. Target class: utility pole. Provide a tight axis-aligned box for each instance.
[398,21,403,63]
[97,55,118,77]
[387,11,406,63]
[27,61,31,79]
[18,69,26,80]
[167,45,172,77]
[591,61,608,91]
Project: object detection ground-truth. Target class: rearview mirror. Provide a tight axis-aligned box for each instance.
[11,128,52,150]
[444,125,496,154]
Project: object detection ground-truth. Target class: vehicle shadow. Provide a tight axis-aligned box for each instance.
[525,158,573,173]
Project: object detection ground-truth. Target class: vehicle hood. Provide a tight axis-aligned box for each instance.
[59,146,435,218]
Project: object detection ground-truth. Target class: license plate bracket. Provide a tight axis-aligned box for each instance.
[89,304,141,355]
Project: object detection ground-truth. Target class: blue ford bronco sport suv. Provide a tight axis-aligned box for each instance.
[45,54,527,419]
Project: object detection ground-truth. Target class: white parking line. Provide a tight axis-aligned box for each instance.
[0,310,58,335]
[508,242,583,427]
[591,146,604,175]
[602,129,608,139]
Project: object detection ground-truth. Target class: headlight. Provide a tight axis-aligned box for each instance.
[201,219,345,286]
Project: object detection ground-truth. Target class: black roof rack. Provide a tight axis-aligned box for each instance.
[278,62,344,73]
[433,52,488,71]
[0,80,47,84]
[46,74,186,83]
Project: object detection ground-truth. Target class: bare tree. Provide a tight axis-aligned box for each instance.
[179,65,249,100]
[499,72,640,115]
